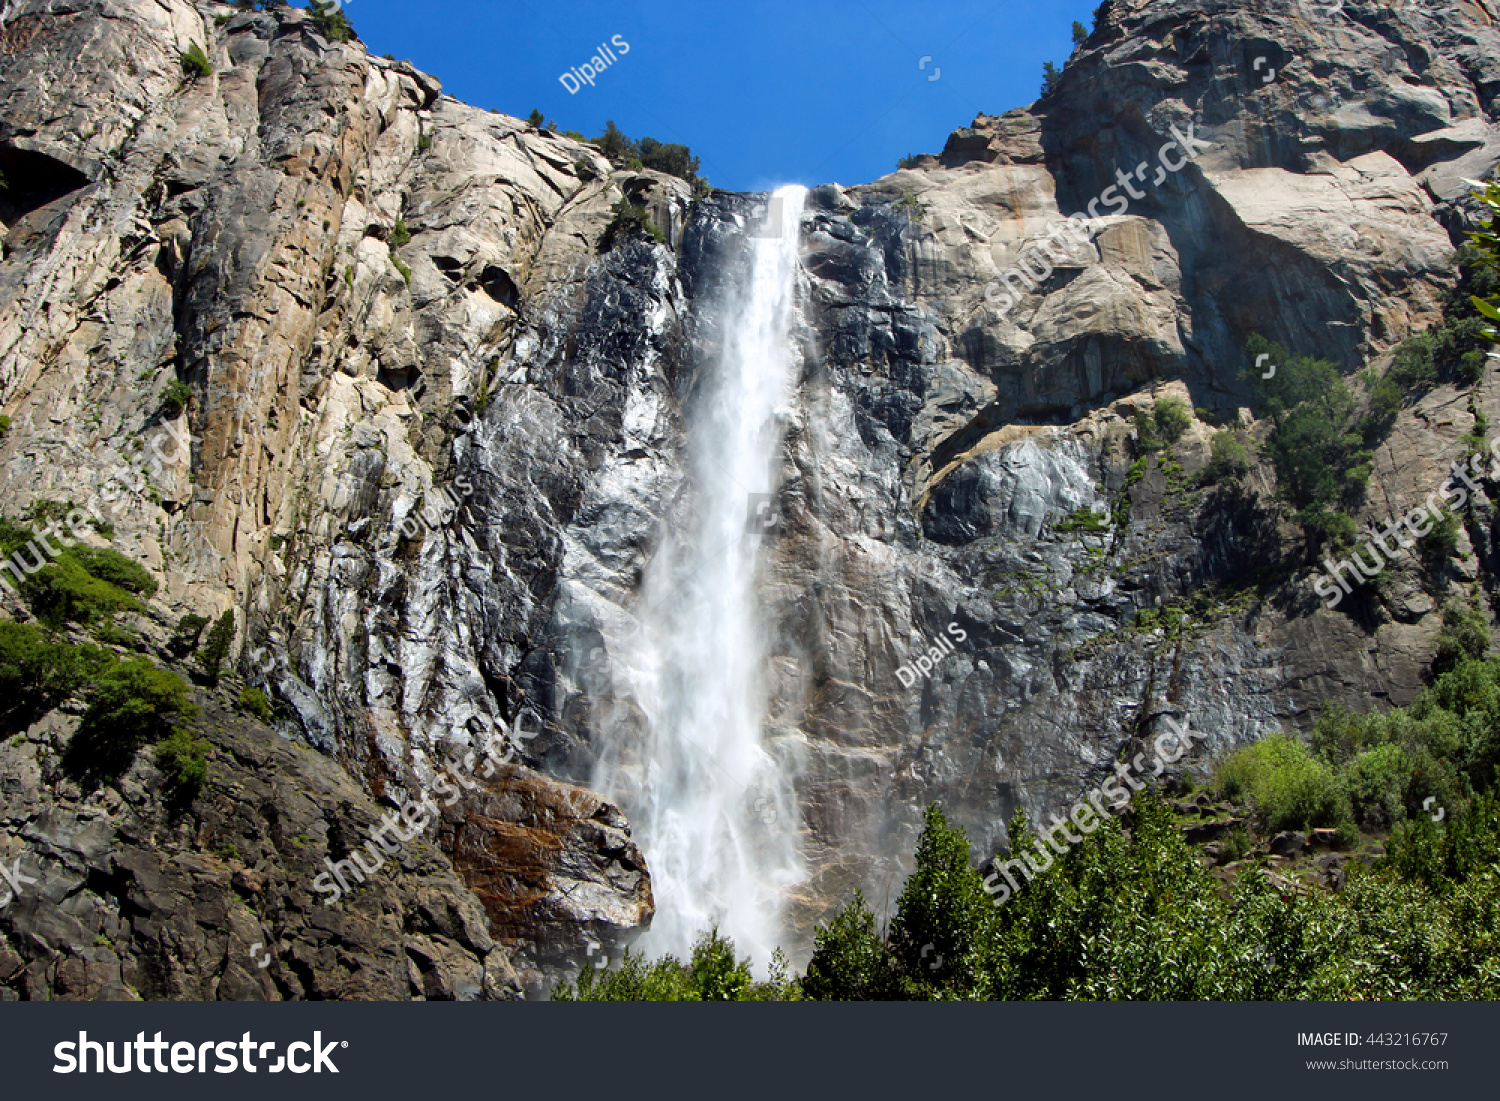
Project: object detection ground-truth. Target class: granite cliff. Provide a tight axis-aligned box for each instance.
[0,0,1496,995]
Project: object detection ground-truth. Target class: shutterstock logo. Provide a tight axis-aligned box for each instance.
[54,1032,345,1074]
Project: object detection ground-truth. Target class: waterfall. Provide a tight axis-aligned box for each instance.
[590,185,808,969]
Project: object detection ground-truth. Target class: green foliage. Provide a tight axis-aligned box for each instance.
[636,136,700,183]
[0,623,107,716]
[1244,335,1376,548]
[390,253,412,287]
[586,120,706,190]
[553,928,796,1001]
[897,154,921,171]
[604,199,665,247]
[24,499,73,525]
[1389,333,1434,391]
[85,658,196,744]
[791,655,1500,1001]
[155,729,208,804]
[1040,60,1061,97]
[0,515,32,556]
[168,613,210,658]
[802,891,894,1000]
[22,554,141,626]
[200,610,235,683]
[1132,410,1162,453]
[63,656,199,786]
[307,0,355,42]
[1245,334,1347,424]
[0,414,10,436]
[527,108,545,128]
[1387,238,1497,392]
[1434,595,1490,673]
[1202,429,1251,483]
[159,379,192,419]
[887,804,994,998]
[238,686,275,723]
[1213,733,1352,834]
[388,217,411,249]
[1420,509,1462,562]
[1072,20,1089,46]
[1152,396,1192,443]
[1363,376,1403,435]
[180,43,213,79]
[1053,506,1110,536]
[1463,178,1500,347]
[66,547,156,598]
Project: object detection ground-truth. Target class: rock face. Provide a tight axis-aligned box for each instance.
[0,0,1498,988]
[0,694,520,1000]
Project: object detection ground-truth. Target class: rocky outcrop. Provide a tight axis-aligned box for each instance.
[0,689,520,1000]
[0,0,1498,986]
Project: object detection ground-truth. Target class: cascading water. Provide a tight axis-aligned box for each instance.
[591,185,809,968]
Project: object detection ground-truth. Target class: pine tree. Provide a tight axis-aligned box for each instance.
[200,610,235,683]
[307,0,355,43]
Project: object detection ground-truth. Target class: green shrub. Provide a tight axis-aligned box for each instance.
[238,686,275,723]
[84,657,196,743]
[307,0,355,42]
[1132,409,1162,453]
[1434,596,1489,673]
[1363,376,1403,435]
[169,613,211,658]
[1153,396,1192,444]
[160,380,192,419]
[0,623,108,715]
[155,729,209,804]
[802,891,894,1000]
[553,928,793,1001]
[1420,511,1462,562]
[200,610,235,683]
[21,555,140,626]
[388,218,411,249]
[584,120,706,190]
[1214,733,1351,833]
[0,414,10,436]
[63,656,199,785]
[1202,430,1250,483]
[1389,333,1436,391]
[1040,60,1061,97]
[181,43,213,79]
[1344,743,1414,829]
[92,621,143,650]
[636,136,701,183]
[604,199,665,247]
[527,109,545,127]
[390,253,412,287]
[25,499,73,525]
[67,547,157,598]
[1054,506,1110,536]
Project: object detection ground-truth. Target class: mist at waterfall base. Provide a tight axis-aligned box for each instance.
[590,186,809,974]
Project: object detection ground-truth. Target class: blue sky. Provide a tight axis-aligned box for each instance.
[318,0,1098,193]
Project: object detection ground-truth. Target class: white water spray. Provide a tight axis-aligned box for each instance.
[591,185,808,968]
